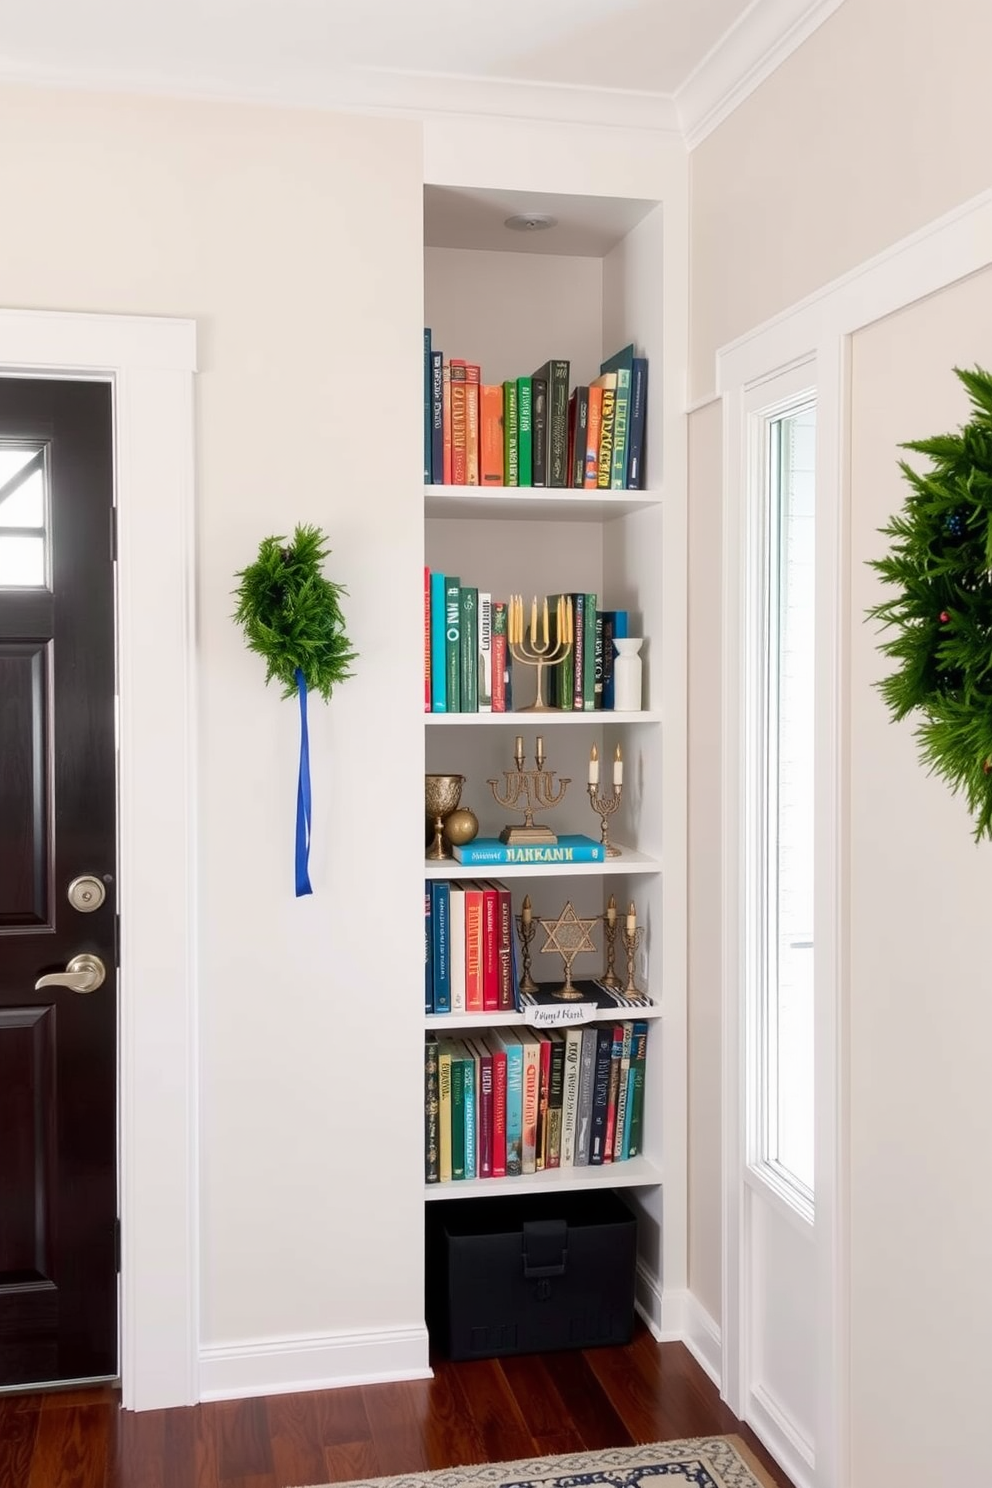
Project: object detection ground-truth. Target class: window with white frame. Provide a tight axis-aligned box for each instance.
[748,389,816,1208]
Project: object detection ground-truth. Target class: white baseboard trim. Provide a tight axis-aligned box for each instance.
[682,1294,722,1389]
[747,1382,815,1488]
[199,1324,431,1402]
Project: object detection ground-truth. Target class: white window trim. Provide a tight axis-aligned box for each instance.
[0,309,199,1411]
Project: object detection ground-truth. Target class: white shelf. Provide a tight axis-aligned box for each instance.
[424,1155,662,1200]
[424,845,661,879]
[426,710,661,726]
[425,486,661,523]
[426,1001,663,1030]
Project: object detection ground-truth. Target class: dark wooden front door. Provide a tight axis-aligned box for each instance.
[0,378,117,1387]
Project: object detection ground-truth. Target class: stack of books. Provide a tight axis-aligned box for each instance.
[426,878,522,1016]
[424,1020,651,1182]
[423,334,649,491]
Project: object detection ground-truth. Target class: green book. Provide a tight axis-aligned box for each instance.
[583,592,598,711]
[502,379,519,487]
[444,577,461,712]
[533,359,570,487]
[600,344,634,489]
[459,586,478,713]
[516,376,533,487]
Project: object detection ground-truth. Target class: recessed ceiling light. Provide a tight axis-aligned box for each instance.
[504,213,558,233]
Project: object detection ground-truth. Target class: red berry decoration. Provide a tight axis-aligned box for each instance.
[940,610,950,623]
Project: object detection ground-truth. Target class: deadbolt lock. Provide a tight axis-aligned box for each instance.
[68,875,107,913]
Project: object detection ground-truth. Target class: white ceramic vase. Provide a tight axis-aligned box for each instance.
[613,637,643,712]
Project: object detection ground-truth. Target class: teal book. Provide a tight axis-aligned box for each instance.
[459,586,478,713]
[444,577,461,712]
[451,834,604,866]
[429,570,447,712]
[493,1030,524,1177]
[516,376,533,487]
[502,379,519,487]
[600,344,634,489]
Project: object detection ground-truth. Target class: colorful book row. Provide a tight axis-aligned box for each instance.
[424,1020,650,1183]
[426,879,522,1016]
[423,571,630,713]
[422,334,649,491]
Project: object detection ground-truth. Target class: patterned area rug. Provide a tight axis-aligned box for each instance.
[303,1438,778,1488]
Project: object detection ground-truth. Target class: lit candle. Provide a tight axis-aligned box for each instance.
[522,895,532,925]
[531,595,538,642]
[543,597,549,647]
[606,895,617,925]
[588,743,599,785]
[613,743,623,787]
[626,901,637,934]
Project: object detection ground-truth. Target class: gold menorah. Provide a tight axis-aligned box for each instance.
[488,734,571,844]
[508,593,573,712]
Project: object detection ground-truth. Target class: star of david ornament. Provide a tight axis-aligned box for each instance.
[539,900,599,999]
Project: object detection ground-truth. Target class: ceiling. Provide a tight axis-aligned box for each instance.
[0,0,844,146]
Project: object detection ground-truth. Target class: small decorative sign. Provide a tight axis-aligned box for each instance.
[523,1003,597,1028]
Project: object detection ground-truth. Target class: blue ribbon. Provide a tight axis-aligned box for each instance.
[295,667,313,897]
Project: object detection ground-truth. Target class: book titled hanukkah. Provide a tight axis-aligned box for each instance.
[451,833,604,866]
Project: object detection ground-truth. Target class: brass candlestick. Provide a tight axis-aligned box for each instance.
[515,896,539,993]
[507,593,573,712]
[488,735,570,845]
[540,900,599,1000]
[601,895,621,989]
[621,903,645,997]
[586,742,623,856]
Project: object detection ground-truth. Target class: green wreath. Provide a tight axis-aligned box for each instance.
[868,366,992,839]
[232,523,357,701]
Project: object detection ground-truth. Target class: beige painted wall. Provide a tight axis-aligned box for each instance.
[850,271,992,1485]
[691,0,992,397]
[0,83,427,1347]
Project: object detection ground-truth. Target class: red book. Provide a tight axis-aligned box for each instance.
[536,1032,553,1170]
[424,565,431,712]
[466,1037,494,1177]
[481,884,499,1011]
[463,887,484,1011]
[489,879,514,1010]
[486,1037,507,1177]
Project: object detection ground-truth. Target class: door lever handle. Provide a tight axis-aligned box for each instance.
[35,953,107,994]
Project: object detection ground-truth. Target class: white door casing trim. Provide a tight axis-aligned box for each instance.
[0,308,198,1411]
[718,186,992,1487]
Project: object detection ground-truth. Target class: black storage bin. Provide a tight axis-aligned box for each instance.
[426,1189,637,1360]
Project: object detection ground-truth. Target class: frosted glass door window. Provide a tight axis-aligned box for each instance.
[0,444,48,587]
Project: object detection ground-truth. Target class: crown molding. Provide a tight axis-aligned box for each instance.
[677,0,847,150]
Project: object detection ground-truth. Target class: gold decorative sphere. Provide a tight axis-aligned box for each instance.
[443,806,479,846]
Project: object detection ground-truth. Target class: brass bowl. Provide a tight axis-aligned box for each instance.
[425,773,464,859]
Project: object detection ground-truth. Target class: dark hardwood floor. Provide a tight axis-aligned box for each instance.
[0,1328,794,1488]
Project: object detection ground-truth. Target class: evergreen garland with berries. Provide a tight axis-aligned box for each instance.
[868,365,992,839]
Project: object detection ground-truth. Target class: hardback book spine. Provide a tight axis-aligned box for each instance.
[463,886,484,1012]
[479,384,503,485]
[424,566,431,712]
[497,1031,524,1177]
[550,593,573,710]
[450,360,467,485]
[569,387,590,488]
[573,1025,599,1168]
[518,1030,541,1175]
[627,356,649,489]
[545,1031,566,1168]
[600,1023,624,1160]
[451,834,605,866]
[491,600,508,713]
[584,383,603,490]
[531,377,548,487]
[612,1021,634,1160]
[481,883,499,1011]
[593,372,617,490]
[425,1034,440,1183]
[444,577,461,712]
[437,1041,453,1182]
[459,1039,477,1180]
[486,1036,508,1177]
[572,592,585,711]
[442,362,452,484]
[431,349,444,485]
[536,1032,552,1170]
[465,363,480,486]
[430,880,450,1014]
[548,359,571,487]
[626,1020,650,1158]
[516,376,533,487]
[424,328,432,483]
[424,884,433,1014]
[583,592,598,712]
[502,379,519,487]
[600,344,634,489]
[477,592,492,713]
[468,1037,494,1178]
[588,1023,615,1164]
[600,610,615,711]
[429,571,447,712]
[459,586,478,713]
[593,611,604,709]
[447,882,466,1015]
[448,1045,466,1179]
[560,1026,584,1167]
[491,879,514,1010]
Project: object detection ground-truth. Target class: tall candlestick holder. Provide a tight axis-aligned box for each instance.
[587,780,622,856]
[507,593,573,712]
[488,736,570,845]
[514,897,539,994]
[601,897,621,989]
[621,913,645,997]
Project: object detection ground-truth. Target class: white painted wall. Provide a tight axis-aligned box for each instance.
[0,82,426,1369]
